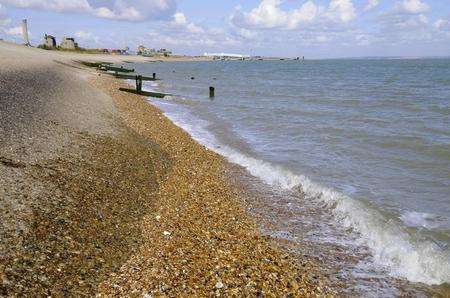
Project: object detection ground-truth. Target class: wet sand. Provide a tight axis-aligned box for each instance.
[0,42,327,296]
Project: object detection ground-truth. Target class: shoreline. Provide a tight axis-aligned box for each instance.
[0,42,326,296]
[90,65,329,296]
[117,61,449,296]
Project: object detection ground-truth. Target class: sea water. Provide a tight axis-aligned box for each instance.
[131,59,450,293]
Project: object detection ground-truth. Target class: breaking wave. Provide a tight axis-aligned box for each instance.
[150,99,450,286]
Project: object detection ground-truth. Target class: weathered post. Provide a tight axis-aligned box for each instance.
[22,19,30,46]
[136,75,142,92]
[209,86,215,98]
[153,73,156,79]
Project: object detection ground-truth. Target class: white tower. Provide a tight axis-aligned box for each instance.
[22,19,30,46]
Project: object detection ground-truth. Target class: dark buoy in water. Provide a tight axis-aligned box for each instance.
[213,77,217,80]
[209,86,215,98]
[191,77,195,80]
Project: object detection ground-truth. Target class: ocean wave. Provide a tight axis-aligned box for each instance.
[151,100,450,286]
[400,211,446,230]
[213,145,450,285]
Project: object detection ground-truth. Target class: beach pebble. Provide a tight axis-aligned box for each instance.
[215,280,224,289]
[163,231,171,237]
[155,215,161,221]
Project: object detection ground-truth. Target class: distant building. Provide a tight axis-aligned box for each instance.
[157,48,172,57]
[143,48,157,56]
[110,47,129,55]
[137,45,146,55]
[137,46,156,57]
[204,52,250,60]
[43,34,56,48]
[60,37,77,50]
[137,46,172,57]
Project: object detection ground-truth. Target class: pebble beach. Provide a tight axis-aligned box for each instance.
[0,41,328,296]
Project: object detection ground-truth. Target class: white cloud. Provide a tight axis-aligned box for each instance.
[146,26,240,49]
[367,0,436,49]
[374,6,433,49]
[172,12,187,25]
[434,18,450,30]
[75,30,92,39]
[5,25,22,35]
[186,23,204,34]
[0,0,176,21]
[142,15,255,52]
[231,0,319,30]
[75,30,98,41]
[355,33,373,45]
[290,1,319,26]
[418,14,427,24]
[0,0,91,13]
[396,0,430,14]
[231,0,357,30]
[327,0,356,23]
[364,0,379,11]
[315,35,330,43]
[74,30,100,45]
[235,28,258,40]
[379,12,428,30]
[373,0,431,42]
[170,12,204,34]
[0,3,11,26]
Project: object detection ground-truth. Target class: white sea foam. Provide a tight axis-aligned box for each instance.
[150,99,450,286]
[401,211,444,230]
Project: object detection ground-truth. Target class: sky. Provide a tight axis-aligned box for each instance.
[0,0,449,58]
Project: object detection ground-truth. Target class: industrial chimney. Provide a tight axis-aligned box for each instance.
[22,19,30,46]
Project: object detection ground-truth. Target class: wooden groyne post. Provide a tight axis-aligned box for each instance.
[209,86,215,98]
[136,75,143,92]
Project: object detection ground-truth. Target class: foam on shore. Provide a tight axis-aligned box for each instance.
[151,99,450,286]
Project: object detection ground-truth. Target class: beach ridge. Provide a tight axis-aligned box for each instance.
[0,42,326,296]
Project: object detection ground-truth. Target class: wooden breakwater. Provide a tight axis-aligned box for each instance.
[80,61,214,99]
[119,75,171,98]
[113,73,158,81]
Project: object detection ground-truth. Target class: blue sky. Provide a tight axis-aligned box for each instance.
[0,0,449,58]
